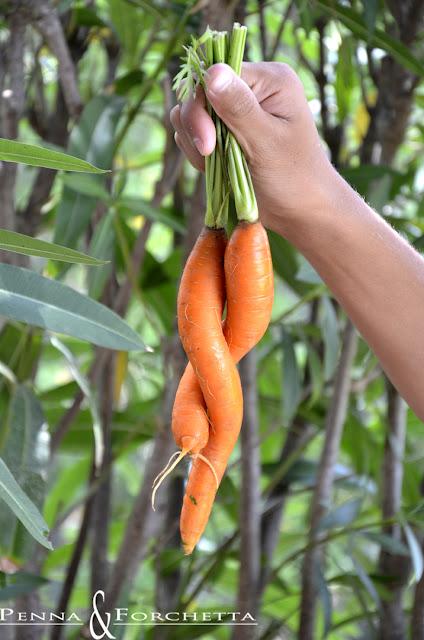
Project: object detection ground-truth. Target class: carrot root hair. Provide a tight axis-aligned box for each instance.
[192,453,219,489]
[151,449,189,511]
[151,449,219,511]
[151,451,181,489]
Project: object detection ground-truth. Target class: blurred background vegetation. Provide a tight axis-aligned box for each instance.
[0,0,424,639]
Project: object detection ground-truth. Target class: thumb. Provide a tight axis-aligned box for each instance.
[205,63,264,150]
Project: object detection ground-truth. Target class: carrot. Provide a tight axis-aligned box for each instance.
[224,221,274,358]
[151,227,227,509]
[179,220,273,553]
[168,22,273,554]
[177,227,243,554]
[171,365,211,455]
[171,220,272,457]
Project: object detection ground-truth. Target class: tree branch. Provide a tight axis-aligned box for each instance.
[267,0,293,61]
[51,72,182,452]
[257,0,268,60]
[258,418,315,596]
[77,70,184,623]
[25,0,82,117]
[97,334,185,617]
[233,350,262,640]
[378,380,409,640]
[90,347,115,592]
[0,6,26,266]
[298,319,358,640]
[50,471,95,640]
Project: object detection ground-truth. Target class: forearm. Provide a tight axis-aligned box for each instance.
[278,171,424,419]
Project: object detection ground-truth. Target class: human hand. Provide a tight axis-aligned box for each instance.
[170,62,339,235]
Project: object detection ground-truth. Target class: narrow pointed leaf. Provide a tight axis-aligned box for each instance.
[0,229,108,265]
[314,0,424,77]
[0,264,144,351]
[0,457,52,550]
[404,522,424,581]
[54,95,124,249]
[0,138,107,173]
[317,498,362,531]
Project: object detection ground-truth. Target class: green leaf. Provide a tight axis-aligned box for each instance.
[0,457,52,550]
[341,165,402,198]
[297,257,323,285]
[50,337,103,468]
[54,95,124,249]
[87,211,115,300]
[268,230,307,294]
[0,571,48,601]
[114,69,145,95]
[61,173,110,200]
[72,6,107,27]
[0,386,49,556]
[335,37,356,121]
[44,458,90,526]
[314,0,424,77]
[110,0,143,66]
[316,560,332,637]
[0,229,107,265]
[0,138,107,173]
[319,296,340,380]
[118,198,185,234]
[403,522,424,581]
[361,531,410,556]
[317,498,362,531]
[281,329,302,425]
[350,547,381,610]
[307,344,323,407]
[362,0,378,33]
[0,263,144,351]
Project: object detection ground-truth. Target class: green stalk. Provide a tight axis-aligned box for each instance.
[176,23,257,226]
[205,31,229,228]
[226,23,258,223]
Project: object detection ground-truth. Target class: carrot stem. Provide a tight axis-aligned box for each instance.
[226,24,258,223]
[175,23,257,225]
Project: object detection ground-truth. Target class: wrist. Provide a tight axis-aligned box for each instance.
[269,164,358,249]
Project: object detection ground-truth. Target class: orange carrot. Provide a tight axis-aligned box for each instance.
[180,220,273,553]
[224,221,274,359]
[151,227,227,509]
[173,221,272,454]
[177,227,243,554]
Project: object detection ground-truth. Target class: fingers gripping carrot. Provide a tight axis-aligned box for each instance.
[169,23,273,554]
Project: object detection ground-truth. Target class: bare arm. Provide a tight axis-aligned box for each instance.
[284,171,424,419]
[171,62,424,420]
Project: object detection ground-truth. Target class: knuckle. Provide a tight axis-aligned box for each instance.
[271,62,302,89]
[227,90,255,119]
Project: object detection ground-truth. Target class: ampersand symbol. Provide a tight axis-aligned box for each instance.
[89,590,115,640]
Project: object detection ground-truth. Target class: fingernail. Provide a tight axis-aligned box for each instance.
[193,137,204,154]
[206,65,232,93]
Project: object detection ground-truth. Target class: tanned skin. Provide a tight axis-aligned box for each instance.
[171,62,424,421]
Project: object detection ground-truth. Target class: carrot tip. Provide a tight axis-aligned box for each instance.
[182,542,195,555]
